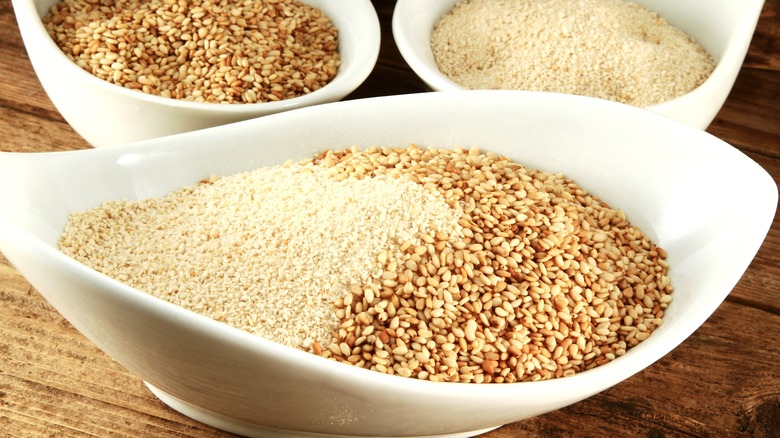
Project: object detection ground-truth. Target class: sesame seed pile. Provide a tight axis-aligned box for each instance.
[42,0,340,103]
[59,145,673,383]
[431,0,716,107]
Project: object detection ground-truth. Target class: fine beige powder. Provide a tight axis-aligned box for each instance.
[430,0,716,106]
[59,161,462,349]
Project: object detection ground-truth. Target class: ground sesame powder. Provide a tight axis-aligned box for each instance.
[59,145,673,383]
[430,0,716,107]
[42,0,340,103]
[59,155,462,349]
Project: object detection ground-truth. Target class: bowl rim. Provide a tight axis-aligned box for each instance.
[391,0,766,113]
[12,0,381,114]
[1,89,776,400]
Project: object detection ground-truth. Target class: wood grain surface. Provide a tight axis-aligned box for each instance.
[1,0,778,436]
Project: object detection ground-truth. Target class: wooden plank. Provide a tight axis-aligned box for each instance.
[708,67,780,154]
[745,0,780,70]
[0,106,86,152]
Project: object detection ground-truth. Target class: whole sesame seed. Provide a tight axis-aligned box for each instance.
[42,0,340,104]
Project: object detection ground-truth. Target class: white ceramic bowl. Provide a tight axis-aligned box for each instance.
[11,0,380,148]
[392,0,765,129]
[0,91,776,437]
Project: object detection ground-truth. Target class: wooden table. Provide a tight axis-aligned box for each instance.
[1,0,778,436]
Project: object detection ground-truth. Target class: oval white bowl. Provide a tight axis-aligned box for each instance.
[392,0,765,129]
[11,0,380,147]
[0,91,776,437]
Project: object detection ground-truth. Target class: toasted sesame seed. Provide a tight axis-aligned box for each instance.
[42,0,340,104]
[313,146,672,382]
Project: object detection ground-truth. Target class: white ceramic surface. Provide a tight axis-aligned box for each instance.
[11,0,380,148]
[392,0,765,129]
[0,91,776,437]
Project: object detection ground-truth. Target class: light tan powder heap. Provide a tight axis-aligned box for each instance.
[43,0,340,103]
[59,153,462,349]
[59,145,673,383]
[431,0,716,106]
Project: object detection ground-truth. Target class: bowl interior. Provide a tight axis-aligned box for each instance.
[0,91,775,436]
[392,0,764,128]
[394,0,761,85]
[12,0,380,146]
[19,0,378,112]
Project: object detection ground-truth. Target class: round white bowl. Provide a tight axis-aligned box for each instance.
[11,0,380,148]
[0,91,776,437]
[392,0,765,130]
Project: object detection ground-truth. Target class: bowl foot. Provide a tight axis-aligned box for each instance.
[145,382,500,438]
